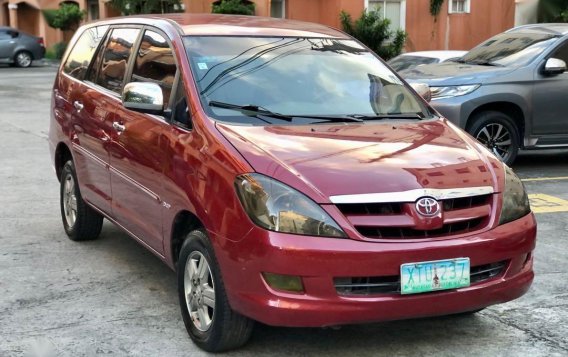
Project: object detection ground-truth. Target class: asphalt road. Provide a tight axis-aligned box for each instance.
[1,66,567,357]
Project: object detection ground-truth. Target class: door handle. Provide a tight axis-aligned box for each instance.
[73,101,84,111]
[112,121,126,133]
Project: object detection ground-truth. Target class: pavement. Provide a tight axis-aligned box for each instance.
[0,66,567,356]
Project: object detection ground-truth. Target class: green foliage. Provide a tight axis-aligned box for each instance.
[212,0,255,15]
[45,42,68,60]
[430,0,445,17]
[109,0,182,15]
[42,3,85,32]
[340,9,407,61]
[538,0,568,23]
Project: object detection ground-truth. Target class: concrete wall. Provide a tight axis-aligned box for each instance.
[405,0,516,51]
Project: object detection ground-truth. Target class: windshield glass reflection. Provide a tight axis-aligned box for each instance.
[184,36,430,124]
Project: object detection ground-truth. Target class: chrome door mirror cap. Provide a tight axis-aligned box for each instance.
[122,82,164,115]
[543,58,567,76]
[409,82,432,102]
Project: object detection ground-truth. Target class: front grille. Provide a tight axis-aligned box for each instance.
[334,260,508,296]
[335,275,400,295]
[470,261,507,284]
[357,218,484,239]
[337,194,493,240]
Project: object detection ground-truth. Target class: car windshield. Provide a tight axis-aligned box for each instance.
[388,56,439,71]
[184,36,431,125]
[460,32,560,67]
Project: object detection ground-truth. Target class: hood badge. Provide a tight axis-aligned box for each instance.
[415,197,441,217]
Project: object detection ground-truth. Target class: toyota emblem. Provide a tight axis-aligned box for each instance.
[415,197,441,217]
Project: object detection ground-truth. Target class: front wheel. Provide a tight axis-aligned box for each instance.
[60,160,103,241]
[178,229,254,352]
[468,111,520,165]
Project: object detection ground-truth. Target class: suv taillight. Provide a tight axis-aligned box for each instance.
[38,38,44,46]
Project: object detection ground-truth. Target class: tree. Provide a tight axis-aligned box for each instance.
[212,0,255,15]
[109,0,182,15]
[538,0,568,22]
[340,9,407,61]
[43,3,85,32]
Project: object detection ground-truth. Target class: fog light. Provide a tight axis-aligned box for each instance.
[262,272,304,293]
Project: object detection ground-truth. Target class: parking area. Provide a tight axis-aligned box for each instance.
[1,66,567,356]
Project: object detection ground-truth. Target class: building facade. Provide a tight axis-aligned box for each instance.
[0,0,535,52]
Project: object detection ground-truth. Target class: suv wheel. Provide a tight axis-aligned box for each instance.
[178,229,254,352]
[468,111,520,165]
[14,51,32,68]
[60,160,103,241]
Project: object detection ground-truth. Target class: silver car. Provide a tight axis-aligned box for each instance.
[0,26,45,67]
[400,24,568,165]
[388,50,468,72]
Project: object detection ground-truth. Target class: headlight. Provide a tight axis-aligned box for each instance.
[430,84,480,100]
[235,173,346,238]
[499,165,531,225]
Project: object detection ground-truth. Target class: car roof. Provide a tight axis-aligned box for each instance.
[507,23,568,36]
[91,13,350,39]
[397,50,468,60]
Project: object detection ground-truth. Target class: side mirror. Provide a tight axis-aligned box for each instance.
[410,82,432,102]
[122,82,164,115]
[543,58,567,76]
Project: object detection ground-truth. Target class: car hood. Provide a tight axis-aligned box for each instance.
[216,120,503,203]
[400,62,516,86]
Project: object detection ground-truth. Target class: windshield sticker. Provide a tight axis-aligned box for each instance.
[197,62,208,70]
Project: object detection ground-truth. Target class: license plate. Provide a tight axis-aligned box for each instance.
[400,258,470,295]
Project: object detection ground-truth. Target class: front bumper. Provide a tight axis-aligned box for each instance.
[213,213,536,327]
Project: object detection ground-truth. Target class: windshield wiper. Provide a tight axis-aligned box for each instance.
[209,101,293,121]
[209,101,365,123]
[348,113,424,120]
[453,59,501,67]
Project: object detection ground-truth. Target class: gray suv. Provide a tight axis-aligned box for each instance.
[401,24,568,165]
[0,26,45,67]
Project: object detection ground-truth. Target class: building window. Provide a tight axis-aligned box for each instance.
[271,0,285,18]
[366,0,406,30]
[449,0,471,14]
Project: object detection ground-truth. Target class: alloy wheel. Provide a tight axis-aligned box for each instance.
[184,251,216,332]
[62,174,78,228]
[16,52,32,67]
[475,123,513,162]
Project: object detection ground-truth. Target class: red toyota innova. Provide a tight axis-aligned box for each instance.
[49,14,536,352]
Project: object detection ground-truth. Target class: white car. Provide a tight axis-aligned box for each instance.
[388,50,467,72]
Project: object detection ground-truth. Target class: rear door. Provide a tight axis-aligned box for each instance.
[106,28,176,254]
[532,39,568,137]
[0,29,17,59]
[59,25,112,214]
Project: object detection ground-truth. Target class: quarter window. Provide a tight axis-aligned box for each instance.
[63,25,108,80]
[131,30,177,107]
[96,28,140,94]
[551,42,568,67]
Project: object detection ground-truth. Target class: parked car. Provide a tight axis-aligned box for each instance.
[400,24,568,165]
[49,14,536,352]
[388,50,467,71]
[0,26,45,67]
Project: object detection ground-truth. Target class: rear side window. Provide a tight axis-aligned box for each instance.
[96,28,140,94]
[131,30,177,107]
[63,26,108,80]
[0,30,10,40]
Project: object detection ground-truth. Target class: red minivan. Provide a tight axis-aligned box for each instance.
[49,14,536,352]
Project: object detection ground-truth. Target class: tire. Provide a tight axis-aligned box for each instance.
[14,51,32,68]
[177,229,254,352]
[60,160,103,241]
[468,111,520,166]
